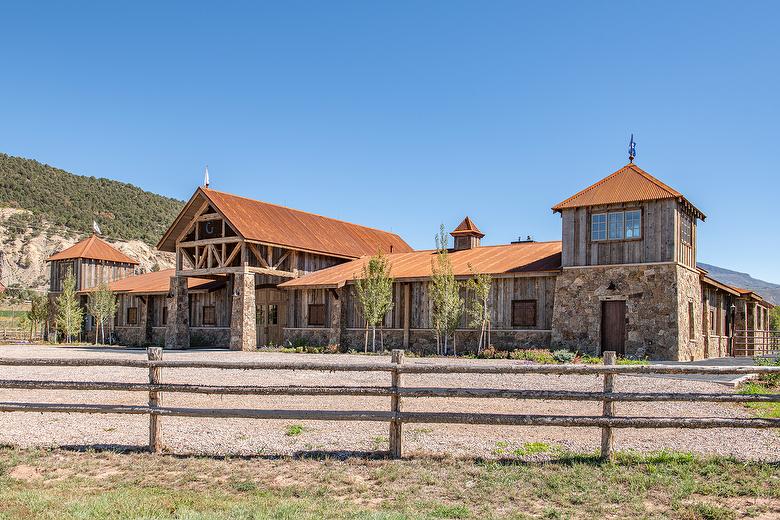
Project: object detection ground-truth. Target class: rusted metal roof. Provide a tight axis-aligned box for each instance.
[83,269,222,294]
[552,163,705,220]
[46,234,139,265]
[451,216,484,237]
[280,241,562,289]
[157,187,413,259]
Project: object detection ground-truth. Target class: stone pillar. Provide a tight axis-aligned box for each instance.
[328,288,344,347]
[165,276,190,349]
[138,296,149,346]
[230,272,256,351]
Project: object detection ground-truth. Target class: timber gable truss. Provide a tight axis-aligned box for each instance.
[173,197,301,279]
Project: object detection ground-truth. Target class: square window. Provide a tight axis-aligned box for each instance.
[308,304,325,327]
[608,212,624,240]
[127,307,138,325]
[203,306,216,326]
[591,214,607,241]
[624,210,641,239]
[511,300,537,327]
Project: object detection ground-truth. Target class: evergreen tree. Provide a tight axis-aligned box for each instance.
[55,268,83,343]
[353,251,394,352]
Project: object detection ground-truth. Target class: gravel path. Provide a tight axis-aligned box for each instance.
[0,345,777,460]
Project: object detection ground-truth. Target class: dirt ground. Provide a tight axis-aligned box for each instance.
[0,344,777,460]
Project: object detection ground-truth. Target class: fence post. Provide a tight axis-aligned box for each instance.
[389,349,405,459]
[601,351,616,462]
[148,347,163,453]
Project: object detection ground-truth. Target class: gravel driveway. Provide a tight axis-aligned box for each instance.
[0,345,777,461]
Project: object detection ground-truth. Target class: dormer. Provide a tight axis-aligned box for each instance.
[46,234,139,292]
[552,163,705,268]
[451,216,484,250]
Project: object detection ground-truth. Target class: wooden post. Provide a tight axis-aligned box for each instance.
[403,284,411,348]
[601,351,616,462]
[389,349,404,459]
[148,347,163,453]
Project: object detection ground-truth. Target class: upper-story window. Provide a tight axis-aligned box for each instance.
[680,212,692,245]
[591,210,641,242]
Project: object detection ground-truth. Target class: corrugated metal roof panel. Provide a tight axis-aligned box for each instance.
[552,163,705,219]
[280,241,562,288]
[84,269,221,294]
[46,235,140,265]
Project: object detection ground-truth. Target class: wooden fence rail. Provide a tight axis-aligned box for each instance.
[0,347,779,461]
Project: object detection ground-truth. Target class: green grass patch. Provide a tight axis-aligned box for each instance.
[285,424,305,436]
[739,382,780,418]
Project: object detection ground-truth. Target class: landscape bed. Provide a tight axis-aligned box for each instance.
[0,447,778,519]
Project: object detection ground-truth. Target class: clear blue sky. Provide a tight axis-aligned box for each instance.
[1,2,778,281]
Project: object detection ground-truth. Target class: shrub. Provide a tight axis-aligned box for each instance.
[285,424,304,436]
[509,349,555,364]
[754,356,780,387]
[578,354,602,364]
[551,349,576,364]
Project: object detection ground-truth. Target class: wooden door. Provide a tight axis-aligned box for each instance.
[256,288,288,347]
[601,300,626,355]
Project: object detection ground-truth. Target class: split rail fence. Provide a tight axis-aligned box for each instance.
[0,348,779,461]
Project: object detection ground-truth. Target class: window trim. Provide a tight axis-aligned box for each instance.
[202,305,216,326]
[127,307,138,326]
[307,303,326,327]
[511,299,537,328]
[590,208,643,243]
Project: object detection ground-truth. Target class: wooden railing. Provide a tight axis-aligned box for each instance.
[0,327,42,342]
[732,329,780,357]
[0,348,779,461]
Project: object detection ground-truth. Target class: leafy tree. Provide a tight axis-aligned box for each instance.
[87,282,117,345]
[25,294,49,341]
[55,268,83,343]
[353,251,394,352]
[430,225,463,356]
[465,264,492,354]
[771,306,780,331]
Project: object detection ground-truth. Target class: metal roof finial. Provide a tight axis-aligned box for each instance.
[204,165,210,188]
[628,134,636,163]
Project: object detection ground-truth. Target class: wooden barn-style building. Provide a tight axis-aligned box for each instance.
[46,162,774,360]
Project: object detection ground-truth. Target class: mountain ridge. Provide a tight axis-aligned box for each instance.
[698,262,779,305]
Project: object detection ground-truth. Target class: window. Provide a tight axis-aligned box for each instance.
[511,300,537,327]
[308,304,326,327]
[709,310,716,334]
[202,306,216,326]
[127,307,138,325]
[591,214,607,241]
[591,210,641,241]
[608,212,624,240]
[625,210,641,239]
[688,301,695,340]
[268,304,278,325]
[162,306,168,326]
[680,213,692,245]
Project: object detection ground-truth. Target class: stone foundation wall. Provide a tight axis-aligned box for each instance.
[677,265,704,361]
[191,327,230,348]
[551,263,681,360]
[284,327,550,355]
[114,326,148,347]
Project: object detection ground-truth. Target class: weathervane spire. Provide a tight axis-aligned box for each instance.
[628,134,636,163]
[204,165,210,188]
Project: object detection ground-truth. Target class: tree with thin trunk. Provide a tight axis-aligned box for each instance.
[25,294,49,341]
[55,268,83,343]
[430,225,463,355]
[87,282,117,345]
[353,251,394,352]
[465,264,492,355]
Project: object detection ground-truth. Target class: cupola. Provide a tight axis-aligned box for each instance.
[450,216,484,250]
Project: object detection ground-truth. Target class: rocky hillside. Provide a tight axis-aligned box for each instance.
[698,263,780,305]
[0,208,174,293]
[0,152,183,294]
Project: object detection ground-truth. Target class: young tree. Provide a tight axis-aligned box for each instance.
[25,294,49,341]
[87,282,117,345]
[430,225,463,355]
[465,264,492,355]
[55,268,84,343]
[353,251,394,352]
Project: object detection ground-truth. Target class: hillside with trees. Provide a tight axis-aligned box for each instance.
[0,152,183,245]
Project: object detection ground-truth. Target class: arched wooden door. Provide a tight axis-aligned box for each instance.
[256,288,287,347]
